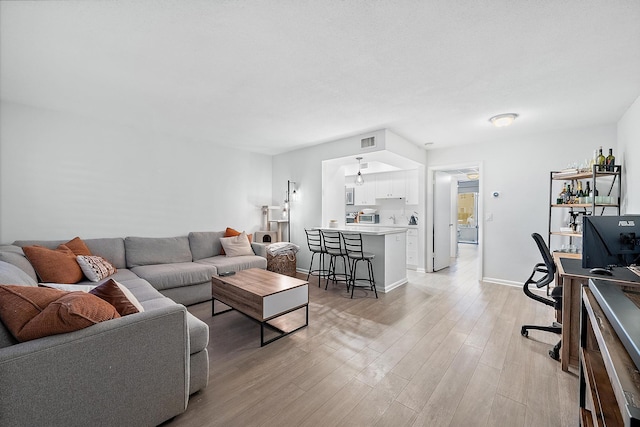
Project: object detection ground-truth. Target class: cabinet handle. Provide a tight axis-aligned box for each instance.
[595,315,604,330]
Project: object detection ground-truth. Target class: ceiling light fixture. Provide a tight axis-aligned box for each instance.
[489,113,519,128]
[466,173,479,180]
[355,157,364,186]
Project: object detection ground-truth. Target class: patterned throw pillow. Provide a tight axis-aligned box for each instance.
[76,255,117,282]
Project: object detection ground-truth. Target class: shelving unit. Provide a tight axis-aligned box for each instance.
[548,165,622,253]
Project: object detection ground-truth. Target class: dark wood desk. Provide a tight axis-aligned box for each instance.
[557,258,640,372]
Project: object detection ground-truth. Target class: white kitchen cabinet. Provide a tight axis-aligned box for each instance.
[405,169,419,205]
[354,179,376,205]
[406,228,418,267]
[375,171,406,199]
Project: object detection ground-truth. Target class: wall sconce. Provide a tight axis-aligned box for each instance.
[355,157,364,185]
[489,113,518,127]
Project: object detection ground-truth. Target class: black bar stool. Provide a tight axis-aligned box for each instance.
[320,230,350,291]
[341,232,377,299]
[304,229,328,287]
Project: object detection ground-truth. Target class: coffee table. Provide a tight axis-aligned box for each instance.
[211,268,309,346]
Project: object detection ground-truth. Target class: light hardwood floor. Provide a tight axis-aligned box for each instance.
[166,244,578,426]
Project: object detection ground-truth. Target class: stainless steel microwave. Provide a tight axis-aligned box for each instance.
[359,214,379,224]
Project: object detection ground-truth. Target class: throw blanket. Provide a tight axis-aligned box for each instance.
[266,242,300,256]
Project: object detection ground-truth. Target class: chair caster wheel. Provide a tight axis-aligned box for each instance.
[521,327,528,337]
[549,349,560,360]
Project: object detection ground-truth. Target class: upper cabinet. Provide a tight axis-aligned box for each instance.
[354,179,376,205]
[375,171,406,199]
[405,169,419,205]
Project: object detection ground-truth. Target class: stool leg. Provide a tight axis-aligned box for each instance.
[306,252,316,281]
[368,260,378,299]
[326,254,334,290]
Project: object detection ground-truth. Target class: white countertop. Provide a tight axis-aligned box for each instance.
[316,226,407,235]
[346,223,418,229]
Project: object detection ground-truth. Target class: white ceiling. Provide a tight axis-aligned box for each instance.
[1,1,639,155]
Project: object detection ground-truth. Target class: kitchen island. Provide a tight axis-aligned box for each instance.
[316,226,407,293]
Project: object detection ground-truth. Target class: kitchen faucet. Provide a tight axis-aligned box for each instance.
[388,214,396,224]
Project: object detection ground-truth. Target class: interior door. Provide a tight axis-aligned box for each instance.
[433,171,452,271]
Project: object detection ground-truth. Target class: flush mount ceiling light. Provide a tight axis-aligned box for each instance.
[489,113,519,128]
[355,157,364,185]
[466,173,480,180]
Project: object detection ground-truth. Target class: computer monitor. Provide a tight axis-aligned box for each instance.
[582,215,640,268]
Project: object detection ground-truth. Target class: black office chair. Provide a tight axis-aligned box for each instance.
[520,233,563,360]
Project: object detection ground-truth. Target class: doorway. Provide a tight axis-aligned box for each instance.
[427,164,482,279]
[457,181,479,245]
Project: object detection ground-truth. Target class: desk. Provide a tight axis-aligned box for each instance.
[557,258,640,372]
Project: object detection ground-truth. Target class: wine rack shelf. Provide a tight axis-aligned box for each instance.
[548,164,622,252]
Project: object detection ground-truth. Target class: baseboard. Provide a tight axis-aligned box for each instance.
[482,277,522,288]
[381,278,408,293]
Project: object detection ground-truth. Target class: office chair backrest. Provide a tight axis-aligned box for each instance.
[531,232,556,281]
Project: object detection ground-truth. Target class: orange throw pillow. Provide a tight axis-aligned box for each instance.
[0,285,120,342]
[220,227,252,255]
[64,236,92,256]
[23,244,85,283]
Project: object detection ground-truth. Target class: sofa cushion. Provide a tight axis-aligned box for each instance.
[196,255,267,272]
[76,255,117,282]
[0,246,38,282]
[140,297,208,354]
[115,277,167,303]
[22,245,84,283]
[84,238,127,269]
[0,260,38,286]
[188,231,225,261]
[130,262,216,291]
[0,285,120,342]
[125,236,193,267]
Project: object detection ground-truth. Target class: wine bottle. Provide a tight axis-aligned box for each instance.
[585,181,592,199]
[558,183,567,204]
[577,181,584,199]
[606,148,615,171]
[597,147,606,171]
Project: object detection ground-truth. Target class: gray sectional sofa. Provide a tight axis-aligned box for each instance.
[0,231,267,426]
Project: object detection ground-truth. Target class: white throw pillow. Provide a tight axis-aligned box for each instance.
[219,232,255,257]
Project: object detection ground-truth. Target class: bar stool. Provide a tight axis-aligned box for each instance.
[320,230,350,291]
[341,232,377,299]
[304,229,328,287]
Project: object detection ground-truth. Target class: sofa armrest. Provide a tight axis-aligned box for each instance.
[0,305,189,427]
[251,242,268,258]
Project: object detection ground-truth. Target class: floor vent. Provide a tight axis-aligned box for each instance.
[361,136,376,148]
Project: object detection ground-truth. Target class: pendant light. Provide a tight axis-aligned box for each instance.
[355,157,364,185]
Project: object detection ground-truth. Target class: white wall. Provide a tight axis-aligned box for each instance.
[0,102,273,243]
[426,124,617,285]
[617,95,640,214]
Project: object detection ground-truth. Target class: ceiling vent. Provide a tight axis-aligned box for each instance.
[360,136,376,149]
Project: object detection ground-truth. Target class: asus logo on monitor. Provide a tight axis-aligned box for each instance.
[619,220,636,226]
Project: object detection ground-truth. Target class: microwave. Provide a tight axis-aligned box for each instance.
[359,214,379,224]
